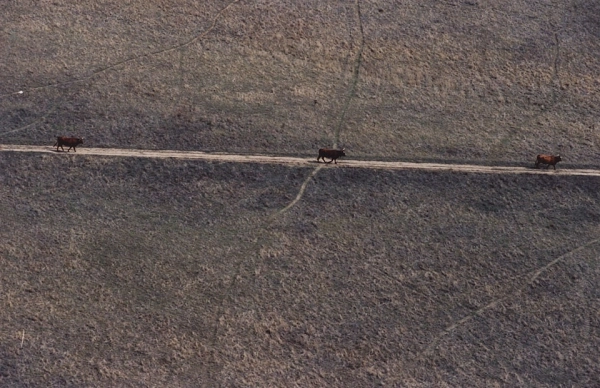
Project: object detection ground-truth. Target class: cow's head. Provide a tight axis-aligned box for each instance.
[556,154,561,162]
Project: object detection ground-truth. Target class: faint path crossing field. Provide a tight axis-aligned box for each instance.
[3,144,600,177]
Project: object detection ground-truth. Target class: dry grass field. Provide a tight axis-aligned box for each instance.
[2,152,600,386]
[2,0,599,163]
[1,0,600,386]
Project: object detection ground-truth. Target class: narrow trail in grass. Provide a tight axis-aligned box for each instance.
[3,145,600,177]
[420,234,600,358]
[270,165,324,219]
[0,0,242,100]
[333,0,365,149]
[270,0,367,229]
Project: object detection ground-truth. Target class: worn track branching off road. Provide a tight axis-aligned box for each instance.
[272,0,365,227]
[333,0,365,149]
[420,233,600,358]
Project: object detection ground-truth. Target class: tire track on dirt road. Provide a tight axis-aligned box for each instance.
[3,144,600,177]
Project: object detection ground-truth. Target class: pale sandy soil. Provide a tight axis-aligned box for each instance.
[1,144,596,176]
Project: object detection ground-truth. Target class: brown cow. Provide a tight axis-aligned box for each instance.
[55,136,83,152]
[317,148,346,164]
[535,154,562,170]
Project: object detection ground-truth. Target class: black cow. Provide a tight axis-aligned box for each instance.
[55,136,83,152]
[317,148,346,164]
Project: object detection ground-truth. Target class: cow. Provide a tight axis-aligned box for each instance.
[54,136,83,152]
[535,154,562,170]
[317,148,346,164]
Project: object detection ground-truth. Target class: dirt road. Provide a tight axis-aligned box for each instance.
[2,144,599,176]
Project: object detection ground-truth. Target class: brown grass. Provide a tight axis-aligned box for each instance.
[1,0,600,386]
[1,1,599,164]
[1,152,599,386]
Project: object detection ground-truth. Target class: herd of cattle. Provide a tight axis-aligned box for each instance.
[316,148,564,170]
[52,137,562,170]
